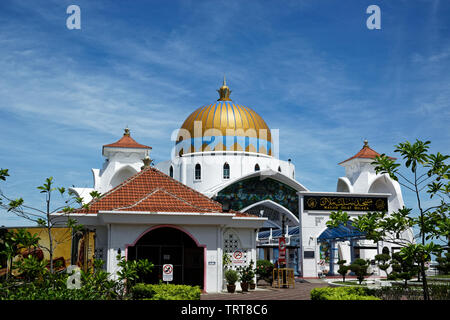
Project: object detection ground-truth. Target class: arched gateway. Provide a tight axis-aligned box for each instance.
[127,226,205,288]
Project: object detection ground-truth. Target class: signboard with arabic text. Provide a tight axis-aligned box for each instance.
[303,195,388,212]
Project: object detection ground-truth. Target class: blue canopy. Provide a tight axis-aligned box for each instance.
[258,226,299,239]
[317,223,366,241]
[257,223,366,241]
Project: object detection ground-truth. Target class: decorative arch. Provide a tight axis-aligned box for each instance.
[110,166,138,189]
[223,228,243,254]
[241,199,299,226]
[254,164,260,171]
[125,224,207,291]
[368,174,403,212]
[213,175,300,216]
[126,224,204,249]
[368,174,396,195]
[336,177,353,193]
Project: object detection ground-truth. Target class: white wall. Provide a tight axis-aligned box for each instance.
[155,152,295,194]
[97,222,258,293]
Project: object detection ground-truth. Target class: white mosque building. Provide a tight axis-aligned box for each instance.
[65,78,413,291]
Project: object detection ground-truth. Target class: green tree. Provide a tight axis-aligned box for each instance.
[0,171,101,275]
[0,231,19,280]
[327,140,449,300]
[1,229,41,281]
[389,252,419,287]
[350,258,370,285]
[337,259,350,282]
[13,228,40,255]
[13,254,48,283]
[375,253,391,278]
[435,252,450,275]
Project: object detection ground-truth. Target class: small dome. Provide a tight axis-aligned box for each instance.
[176,79,272,156]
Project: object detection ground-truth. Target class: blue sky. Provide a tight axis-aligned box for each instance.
[0,0,449,227]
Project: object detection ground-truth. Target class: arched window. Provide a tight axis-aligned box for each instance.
[195,163,201,180]
[223,163,230,179]
[278,166,281,172]
[169,166,174,178]
[254,164,260,172]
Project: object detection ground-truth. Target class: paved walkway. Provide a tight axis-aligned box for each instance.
[201,280,329,300]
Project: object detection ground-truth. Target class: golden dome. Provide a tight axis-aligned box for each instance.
[176,79,272,156]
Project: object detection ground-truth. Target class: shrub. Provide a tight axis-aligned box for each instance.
[337,260,349,282]
[256,260,273,283]
[436,252,450,275]
[310,287,380,300]
[237,260,255,283]
[389,252,418,287]
[375,253,391,278]
[131,283,201,300]
[1,259,119,300]
[373,283,450,300]
[350,259,370,284]
[224,269,238,285]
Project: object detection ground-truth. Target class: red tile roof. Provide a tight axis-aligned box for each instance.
[75,167,250,216]
[103,133,151,150]
[339,142,395,165]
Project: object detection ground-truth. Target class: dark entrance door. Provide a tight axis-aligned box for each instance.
[127,227,204,288]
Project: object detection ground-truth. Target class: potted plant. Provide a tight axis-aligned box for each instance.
[225,269,238,293]
[238,260,255,292]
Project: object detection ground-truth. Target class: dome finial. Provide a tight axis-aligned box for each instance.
[217,75,232,101]
[363,139,369,147]
[124,126,130,136]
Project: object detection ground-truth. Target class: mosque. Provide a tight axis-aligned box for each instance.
[64,78,413,292]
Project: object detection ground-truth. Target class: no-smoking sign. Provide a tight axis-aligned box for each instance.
[233,251,243,260]
[231,250,246,266]
[162,264,173,282]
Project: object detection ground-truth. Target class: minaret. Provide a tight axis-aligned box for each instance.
[96,127,152,192]
[336,140,404,211]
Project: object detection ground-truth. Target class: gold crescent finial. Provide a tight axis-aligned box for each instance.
[217,75,232,101]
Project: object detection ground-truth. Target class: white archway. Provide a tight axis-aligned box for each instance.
[110,166,138,189]
[242,199,299,226]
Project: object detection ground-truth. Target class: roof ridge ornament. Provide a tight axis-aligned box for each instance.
[124,126,130,136]
[141,155,152,170]
[217,75,232,101]
[363,139,369,148]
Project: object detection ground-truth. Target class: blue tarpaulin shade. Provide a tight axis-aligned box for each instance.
[317,223,366,241]
[258,226,299,239]
[257,223,365,241]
